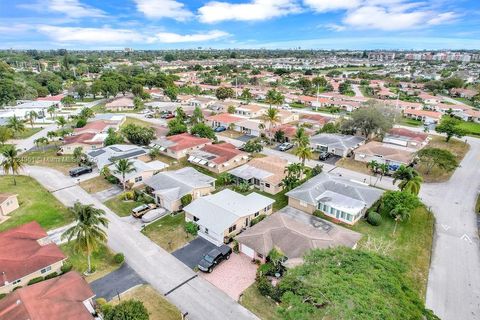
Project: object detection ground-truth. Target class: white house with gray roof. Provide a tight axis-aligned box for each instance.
[144,167,216,212]
[87,144,149,169]
[286,173,383,225]
[310,133,365,157]
[184,189,274,246]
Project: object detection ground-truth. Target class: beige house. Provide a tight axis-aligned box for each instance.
[105,96,135,111]
[0,222,66,294]
[151,133,212,160]
[144,167,216,212]
[187,143,249,174]
[354,141,416,170]
[234,104,265,118]
[61,132,105,154]
[228,156,288,195]
[0,193,19,222]
[184,189,274,245]
[109,159,168,189]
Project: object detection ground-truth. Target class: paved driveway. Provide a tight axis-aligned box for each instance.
[172,237,217,269]
[200,253,257,301]
[91,263,146,301]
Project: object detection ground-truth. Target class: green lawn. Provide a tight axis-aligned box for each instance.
[450,97,474,106]
[456,120,480,137]
[397,117,423,127]
[0,176,74,232]
[79,176,115,194]
[241,284,279,320]
[104,194,145,217]
[22,146,76,175]
[254,189,288,212]
[350,206,434,300]
[142,212,194,252]
[61,242,120,282]
[289,102,306,109]
[121,116,154,128]
[14,127,43,139]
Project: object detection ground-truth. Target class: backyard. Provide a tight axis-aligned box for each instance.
[0,175,74,232]
[142,212,194,252]
[336,157,372,176]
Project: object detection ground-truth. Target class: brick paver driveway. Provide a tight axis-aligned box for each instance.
[199,253,257,301]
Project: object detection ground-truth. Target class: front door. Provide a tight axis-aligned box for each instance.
[245,217,249,227]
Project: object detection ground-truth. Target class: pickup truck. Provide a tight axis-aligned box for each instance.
[197,245,232,273]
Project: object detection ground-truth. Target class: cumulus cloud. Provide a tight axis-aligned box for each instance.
[155,30,230,43]
[134,0,193,21]
[198,0,302,23]
[304,0,361,12]
[19,0,106,18]
[37,26,145,43]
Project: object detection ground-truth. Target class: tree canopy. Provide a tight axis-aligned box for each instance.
[341,101,394,137]
[435,117,466,142]
[416,147,458,174]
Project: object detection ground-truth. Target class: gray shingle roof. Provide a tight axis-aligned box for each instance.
[310,133,365,152]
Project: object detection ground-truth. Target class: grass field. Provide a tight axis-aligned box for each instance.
[336,157,372,175]
[417,136,470,182]
[0,175,74,232]
[142,212,194,252]
[457,120,480,137]
[14,127,43,139]
[122,116,155,128]
[79,176,114,194]
[397,117,423,127]
[110,285,181,320]
[241,285,279,320]
[104,194,145,217]
[22,146,76,174]
[61,242,119,282]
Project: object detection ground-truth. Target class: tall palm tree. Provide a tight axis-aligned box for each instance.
[62,202,109,274]
[265,89,284,108]
[27,111,38,128]
[114,159,135,191]
[402,175,423,195]
[46,130,57,142]
[390,205,410,235]
[292,127,309,148]
[56,116,67,128]
[392,165,423,195]
[294,145,313,168]
[1,145,24,185]
[366,160,379,185]
[264,106,280,132]
[47,105,56,119]
[6,115,25,137]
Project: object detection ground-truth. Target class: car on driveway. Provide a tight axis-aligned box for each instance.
[141,208,166,223]
[278,142,293,151]
[69,166,92,177]
[132,204,153,218]
[198,245,232,273]
[319,151,331,161]
[214,126,227,132]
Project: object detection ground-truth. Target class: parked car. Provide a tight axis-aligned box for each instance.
[214,126,227,132]
[161,112,175,119]
[319,151,331,161]
[278,142,293,151]
[197,245,232,273]
[69,166,92,177]
[131,204,151,218]
[141,208,166,223]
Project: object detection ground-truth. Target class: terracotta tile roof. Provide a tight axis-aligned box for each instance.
[206,113,243,123]
[248,156,288,185]
[0,193,17,204]
[73,120,108,134]
[0,222,66,284]
[63,132,101,145]
[166,133,211,152]
[404,108,442,119]
[300,114,331,125]
[0,272,94,320]
[388,128,428,142]
[36,94,64,102]
[355,141,415,164]
[200,143,246,164]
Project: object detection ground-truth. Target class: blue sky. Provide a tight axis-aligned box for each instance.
[1,0,480,50]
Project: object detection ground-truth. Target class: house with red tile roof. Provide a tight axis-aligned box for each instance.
[206,113,244,129]
[187,143,249,173]
[0,272,96,320]
[61,132,106,154]
[0,222,66,294]
[404,108,442,123]
[36,94,65,102]
[105,96,135,111]
[384,128,429,149]
[299,114,332,130]
[268,124,315,142]
[152,133,212,159]
[73,120,110,135]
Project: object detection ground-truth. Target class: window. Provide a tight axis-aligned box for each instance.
[255,211,260,217]
[193,216,199,222]
[40,266,52,274]
[346,214,352,222]
[12,279,21,285]
[134,176,142,183]
[265,183,270,188]
[341,211,346,219]
[228,225,237,233]
[205,228,209,234]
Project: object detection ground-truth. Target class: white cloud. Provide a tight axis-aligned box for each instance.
[155,30,230,43]
[19,0,106,18]
[37,26,145,43]
[304,0,361,12]
[324,23,346,31]
[134,0,193,21]
[427,12,459,25]
[198,0,302,23]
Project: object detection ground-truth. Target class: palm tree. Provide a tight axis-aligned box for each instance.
[265,89,284,108]
[6,115,25,137]
[46,130,57,142]
[27,111,38,128]
[61,202,109,274]
[56,116,67,128]
[366,160,379,185]
[377,163,389,181]
[47,105,56,119]
[1,145,24,185]
[392,165,423,195]
[402,175,423,195]
[294,144,313,168]
[34,137,49,150]
[292,127,309,148]
[114,159,135,191]
[390,205,410,235]
[263,106,280,132]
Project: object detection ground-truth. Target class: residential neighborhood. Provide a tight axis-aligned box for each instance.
[1,2,480,319]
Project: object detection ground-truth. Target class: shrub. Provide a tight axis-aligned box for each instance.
[103,300,149,320]
[96,298,107,306]
[250,214,266,226]
[0,293,6,300]
[28,277,44,286]
[114,253,125,264]
[367,211,382,226]
[106,175,119,184]
[184,221,199,236]
[43,272,58,280]
[75,117,87,128]
[122,191,135,201]
[61,262,73,273]
[233,240,239,253]
[12,286,22,291]
[257,263,276,278]
[180,194,193,207]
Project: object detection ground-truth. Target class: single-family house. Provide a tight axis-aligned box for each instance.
[0,271,97,320]
[236,206,362,266]
[109,159,168,189]
[298,114,332,130]
[234,104,264,118]
[184,189,274,246]
[383,128,429,149]
[151,133,212,159]
[187,143,249,173]
[210,100,240,113]
[144,167,215,212]
[268,124,314,142]
[286,173,383,225]
[310,133,366,157]
[228,156,288,195]
[73,120,113,135]
[0,194,19,223]
[234,119,264,137]
[93,113,126,126]
[404,109,441,124]
[277,109,300,124]
[206,113,244,129]
[105,96,135,112]
[61,132,106,154]
[87,144,149,169]
[0,222,66,294]
[354,141,416,170]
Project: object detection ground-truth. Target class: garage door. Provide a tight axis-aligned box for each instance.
[240,244,255,259]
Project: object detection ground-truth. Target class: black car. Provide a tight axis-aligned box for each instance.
[69,166,92,177]
[319,151,331,161]
[197,245,232,273]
